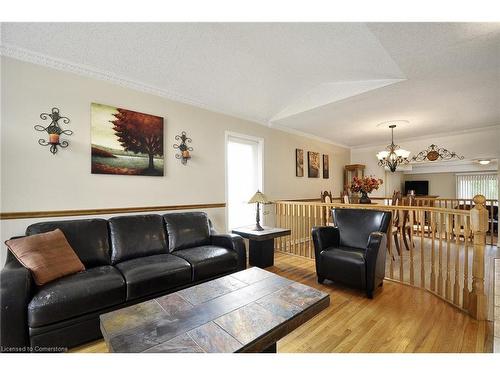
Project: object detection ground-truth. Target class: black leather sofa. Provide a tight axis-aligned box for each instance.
[0,212,246,352]
[312,208,391,298]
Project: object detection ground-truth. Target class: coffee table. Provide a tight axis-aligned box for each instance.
[100,267,329,353]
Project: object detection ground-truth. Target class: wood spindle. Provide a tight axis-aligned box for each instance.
[430,211,436,291]
[420,209,425,288]
[287,203,291,253]
[388,208,394,279]
[407,208,414,285]
[445,213,452,300]
[276,203,281,251]
[299,204,303,257]
[489,203,494,246]
[399,209,405,283]
[462,215,470,309]
[290,204,295,254]
[453,214,461,306]
[468,195,488,320]
[301,204,306,257]
[438,212,444,296]
[307,204,311,258]
[293,203,299,255]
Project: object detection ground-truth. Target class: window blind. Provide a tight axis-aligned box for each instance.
[456,173,498,200]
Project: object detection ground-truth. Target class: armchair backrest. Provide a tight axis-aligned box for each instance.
[332,208,392,249]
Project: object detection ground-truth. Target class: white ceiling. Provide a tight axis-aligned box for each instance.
[1,22,499,147]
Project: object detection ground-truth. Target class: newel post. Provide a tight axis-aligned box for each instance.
[468,194,488,320]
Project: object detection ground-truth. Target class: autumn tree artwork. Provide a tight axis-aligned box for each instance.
[91,103,164,176]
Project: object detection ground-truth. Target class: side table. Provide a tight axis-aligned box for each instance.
[231,226,291,268]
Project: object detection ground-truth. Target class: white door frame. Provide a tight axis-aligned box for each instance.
[224,131,264,231]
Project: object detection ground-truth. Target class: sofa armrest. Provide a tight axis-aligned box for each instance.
[211,234,246,271]
[365,231,387,293]
[1,259,33,351]
[312,226,340,257]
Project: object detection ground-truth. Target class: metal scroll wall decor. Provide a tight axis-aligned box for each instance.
[411,144,464,162]
[34,107,73,155]
[173,131,193,165]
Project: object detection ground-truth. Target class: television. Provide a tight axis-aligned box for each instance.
[404,180,429,196]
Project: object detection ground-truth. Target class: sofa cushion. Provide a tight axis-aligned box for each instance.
[174,245,238,281]
[5,229,85,286]
[26,219,110,267]
[319,247,366,289]
[163,212,211,252]
[109,215,168,264]
[115,254,191,300]
[28,266,125,328]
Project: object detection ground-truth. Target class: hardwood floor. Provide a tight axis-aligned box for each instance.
[71,251,493,353]
[272,252,492,353]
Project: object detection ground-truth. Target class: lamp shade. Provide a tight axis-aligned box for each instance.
[376,151,389,160]
[395,149,411,158]
[248,190,272,204]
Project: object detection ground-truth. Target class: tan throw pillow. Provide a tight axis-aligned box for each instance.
[5,228,85,286]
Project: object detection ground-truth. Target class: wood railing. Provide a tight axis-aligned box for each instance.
[326,196,497,246]
[274,195,489,320]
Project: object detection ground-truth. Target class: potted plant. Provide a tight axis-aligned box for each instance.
[350,176,383,204]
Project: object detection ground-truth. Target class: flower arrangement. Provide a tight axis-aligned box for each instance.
[350,176,383,194]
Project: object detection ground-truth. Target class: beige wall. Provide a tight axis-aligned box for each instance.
[402,172,456,198]
[0,57,350,264]
[351,126,500,196]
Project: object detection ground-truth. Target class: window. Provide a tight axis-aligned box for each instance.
[456,173,498,200]
[225,133,263,229]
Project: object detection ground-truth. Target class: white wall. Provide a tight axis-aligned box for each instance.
[351,126,500,196]
[403,172,456,197]
[0,57,351,265]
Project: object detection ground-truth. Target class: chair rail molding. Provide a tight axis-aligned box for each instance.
[0,203,226,220]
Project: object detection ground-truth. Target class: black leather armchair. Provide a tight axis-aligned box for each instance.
[312,208,391,298]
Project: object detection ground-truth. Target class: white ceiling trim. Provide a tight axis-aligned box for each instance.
[350,124,500,150]
[403,160,498,175]
[1,43,352,148]
[268,123,350,148]
[270,78,406,122]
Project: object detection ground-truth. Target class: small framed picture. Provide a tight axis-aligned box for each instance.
[323,154,329,179]
[308,151,320,178]
[296,149,304,177]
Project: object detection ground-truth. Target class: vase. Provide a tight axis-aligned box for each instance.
[359,191,371,204]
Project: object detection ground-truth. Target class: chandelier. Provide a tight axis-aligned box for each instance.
[411,144,464,162]
[376,125,410,172]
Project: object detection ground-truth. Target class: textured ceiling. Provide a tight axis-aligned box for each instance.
[1,22,499,146]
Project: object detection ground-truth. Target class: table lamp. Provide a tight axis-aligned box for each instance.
[248,190,272,231]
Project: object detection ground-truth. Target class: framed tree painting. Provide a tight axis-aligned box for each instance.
[296,148,304,177]
[91,103,164,176]
[307,151,320,178]
[323,154,329,179]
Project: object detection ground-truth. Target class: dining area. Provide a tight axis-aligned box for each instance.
[273,188,497,321]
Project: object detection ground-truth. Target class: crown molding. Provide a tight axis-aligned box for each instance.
[1,43,352,149]
[0,43,270,124]
[350,124,500,150]
[268,123,350,149]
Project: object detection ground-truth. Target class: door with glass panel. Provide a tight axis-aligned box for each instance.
[226,133,263,230]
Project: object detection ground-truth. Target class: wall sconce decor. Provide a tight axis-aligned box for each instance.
[173,131,193,165]
[34,107,73,155]
[411,144,464,162]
